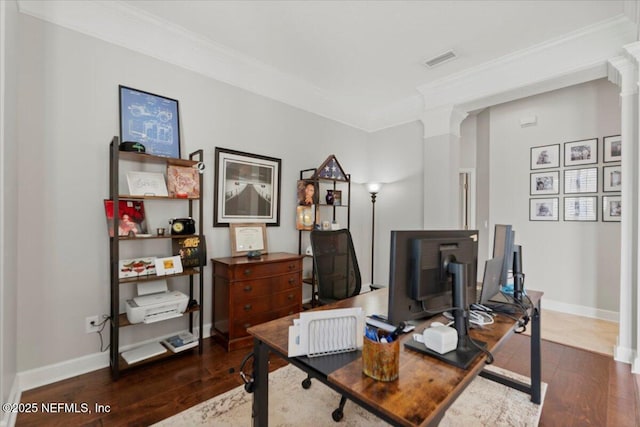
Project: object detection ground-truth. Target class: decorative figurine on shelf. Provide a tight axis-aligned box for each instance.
[326,189,334,205]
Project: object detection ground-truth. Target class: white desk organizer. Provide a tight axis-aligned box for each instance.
[288,307,364,357]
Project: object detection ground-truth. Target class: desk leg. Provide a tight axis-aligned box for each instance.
[530,300,542,404]
[252,338,269,427]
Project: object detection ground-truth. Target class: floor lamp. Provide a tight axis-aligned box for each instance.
[366,183,382,286]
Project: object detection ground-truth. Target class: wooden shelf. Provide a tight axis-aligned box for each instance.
[108,137,205,380]
[117,234,199,241]
[117,305,201,328]
[116,194,199,201]
[118,268,200,285]
[117,343,198,370]
[118,151,199,167]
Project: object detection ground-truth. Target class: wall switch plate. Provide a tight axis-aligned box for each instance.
[85,315,100,333]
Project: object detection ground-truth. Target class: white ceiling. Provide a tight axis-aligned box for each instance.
[18,0,639,130]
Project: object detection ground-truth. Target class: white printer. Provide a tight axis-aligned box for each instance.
[126,280,189,324]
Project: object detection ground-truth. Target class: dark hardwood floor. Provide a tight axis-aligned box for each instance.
[17,334,639,426]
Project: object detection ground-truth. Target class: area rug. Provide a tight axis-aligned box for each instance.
[155,364,546,427]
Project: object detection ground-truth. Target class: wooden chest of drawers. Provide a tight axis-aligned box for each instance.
[211,252,303,351]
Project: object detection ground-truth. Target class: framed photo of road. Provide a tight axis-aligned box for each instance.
[214,147,281,226]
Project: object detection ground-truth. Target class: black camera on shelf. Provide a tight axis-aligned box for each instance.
[169,218,196,235]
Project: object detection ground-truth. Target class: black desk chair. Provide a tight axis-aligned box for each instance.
[302,228,362,422]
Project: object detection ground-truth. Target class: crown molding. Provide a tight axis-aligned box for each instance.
[17,2,638,133]
[17,0,372,131]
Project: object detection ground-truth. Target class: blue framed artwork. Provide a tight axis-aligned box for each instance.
[119,85,180,158]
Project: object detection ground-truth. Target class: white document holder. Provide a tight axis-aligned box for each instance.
[288,307,364,357]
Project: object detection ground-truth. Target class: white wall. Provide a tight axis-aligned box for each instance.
[486,79,621,316]
[16,14,369,374]
[366,121,425,286]
[1,0,20,424]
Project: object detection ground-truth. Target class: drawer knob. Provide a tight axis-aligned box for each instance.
[288,278,295,284]
[288,264,295,270]
[244,304,252,311]
[287,294,293,300]
[244,268,252,276]
[244,285,252,292]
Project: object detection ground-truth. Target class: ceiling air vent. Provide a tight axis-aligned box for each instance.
[424,50,457,68]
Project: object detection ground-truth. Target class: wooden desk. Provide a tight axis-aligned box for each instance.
[248,288,542,427]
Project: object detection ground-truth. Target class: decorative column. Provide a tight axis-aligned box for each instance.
[420,105,468,229]
[609,46,639,372]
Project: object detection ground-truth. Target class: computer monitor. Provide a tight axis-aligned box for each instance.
[388,229,483,369]
[492,224,514,289]
[387,230,478,325]
[478,257,503,305]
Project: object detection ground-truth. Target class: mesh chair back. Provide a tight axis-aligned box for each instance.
[310,229,362,304]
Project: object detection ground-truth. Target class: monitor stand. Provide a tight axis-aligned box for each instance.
[405,335,485,370]
[405,261,485,369]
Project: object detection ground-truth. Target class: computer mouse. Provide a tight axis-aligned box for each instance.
[430,321,445,327]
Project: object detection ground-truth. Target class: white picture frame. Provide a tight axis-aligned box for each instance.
[127,171,169,197]
[154,255,183,276]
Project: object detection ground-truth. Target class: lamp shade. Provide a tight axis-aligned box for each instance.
[366,182,382,194]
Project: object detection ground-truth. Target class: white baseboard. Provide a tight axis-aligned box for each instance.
[18,322,212,392]
[0,376,20,427]
[614,343,635,364]
[18,351,110,392]
[632,355,640,374]
[542,298,619,323]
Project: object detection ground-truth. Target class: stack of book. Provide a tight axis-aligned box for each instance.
[161,331,198,353]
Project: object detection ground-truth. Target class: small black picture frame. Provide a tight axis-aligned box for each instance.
[563,138,597,167]
[530,144,560,170]
[564,196,597,222]
[603,135,621,163]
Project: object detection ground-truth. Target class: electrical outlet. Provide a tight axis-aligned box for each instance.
[85,315,100,333]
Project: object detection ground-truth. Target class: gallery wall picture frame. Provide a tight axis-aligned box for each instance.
[564,167,598,194]
[603,165,621,192]
[214,147,281,226]
[603,135,621,163]
[529,198,559,221]
[119,85,181,159]
[602,195,621,222]
[563,138,597,167]
[530,171,559,195]
[229,223,268,257]
[563,196,597,222]
[530,144,560,170]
